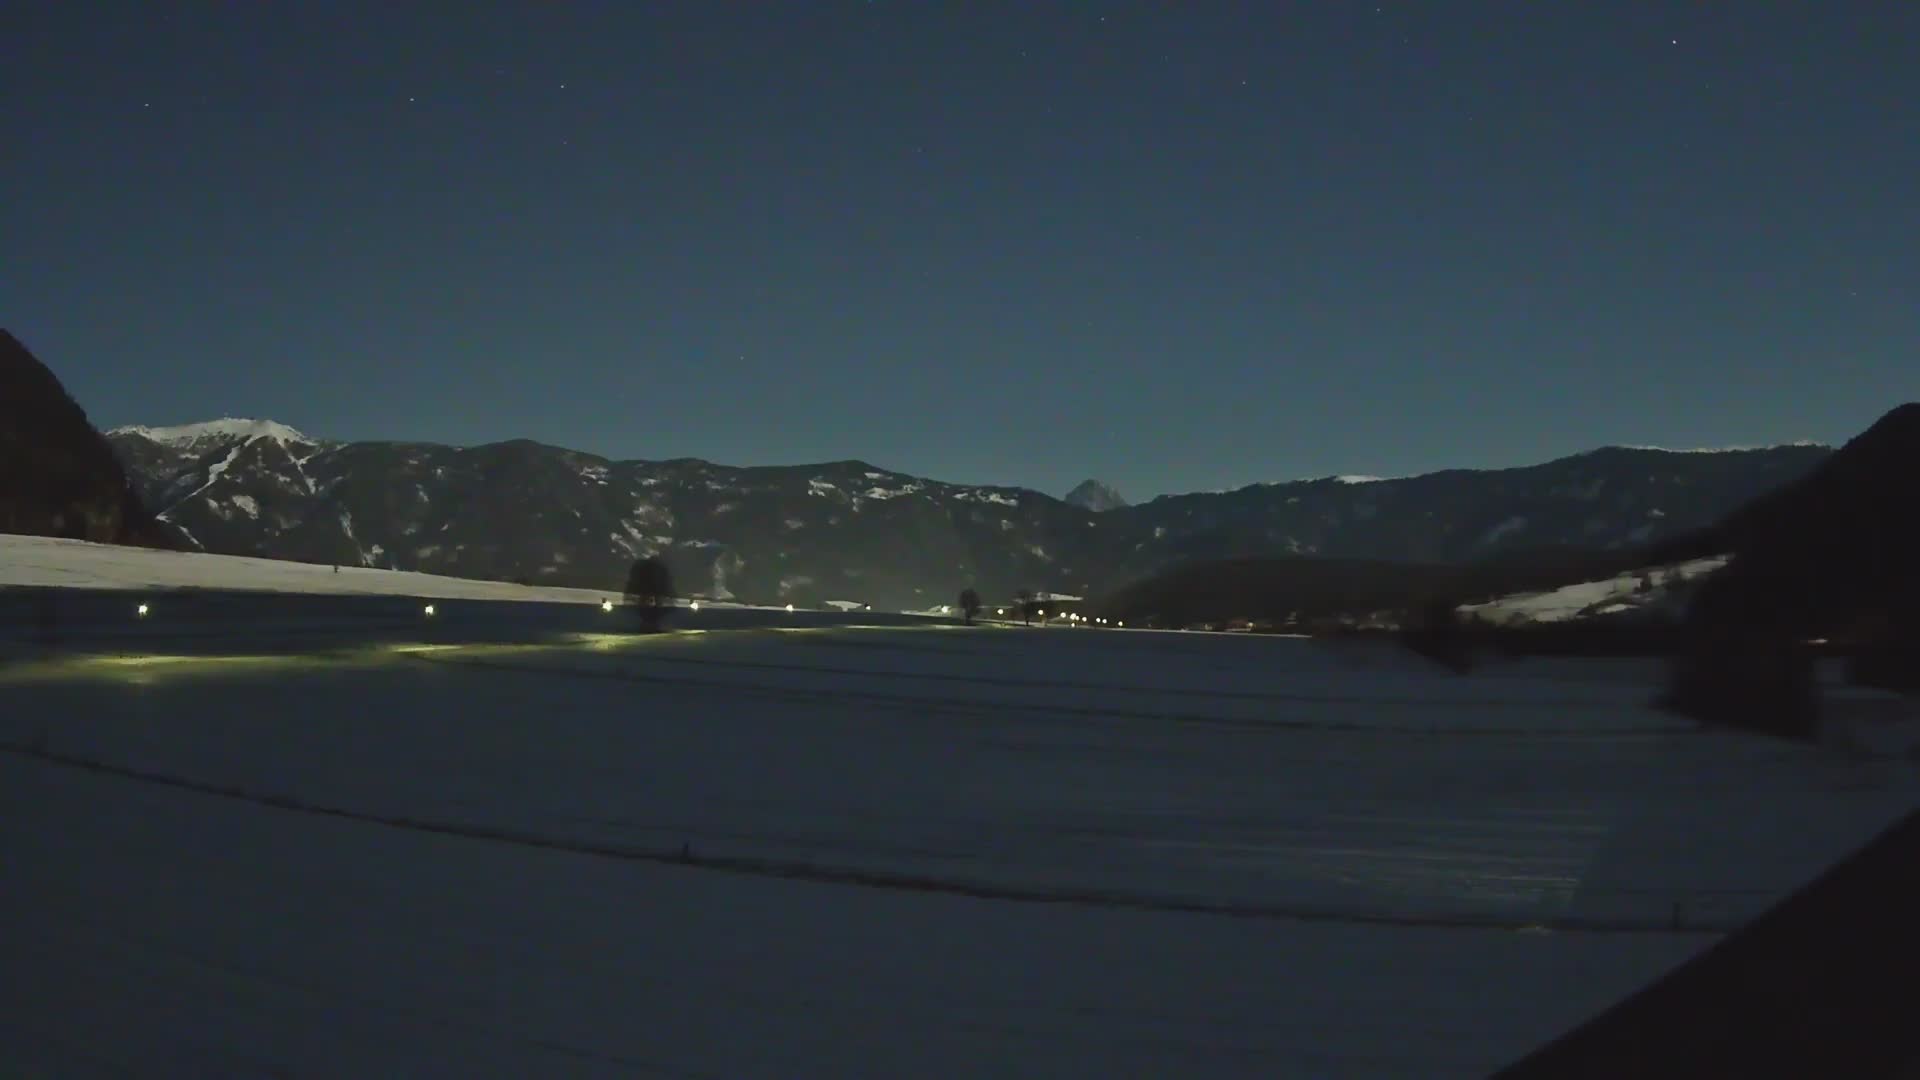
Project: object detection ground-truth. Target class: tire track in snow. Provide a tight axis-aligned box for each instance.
[407,650,1688,739]
[0,740,1730,936]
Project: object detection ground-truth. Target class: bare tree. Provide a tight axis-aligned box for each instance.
[1015,588,1035,626]
[958,587,982,625]
[625,556,675,633]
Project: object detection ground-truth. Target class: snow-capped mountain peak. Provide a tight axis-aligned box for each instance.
[111,417,315,447]
[1063,479,1128,512]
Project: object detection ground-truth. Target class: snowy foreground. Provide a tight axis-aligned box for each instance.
[4,610,1918,1078]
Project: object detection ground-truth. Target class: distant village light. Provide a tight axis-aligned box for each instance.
[423,603,435,617]
[136,603,150,618]
[601,599,614,612]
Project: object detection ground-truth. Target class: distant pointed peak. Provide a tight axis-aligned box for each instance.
[110,417,316,446]
[1064,479,1127,511]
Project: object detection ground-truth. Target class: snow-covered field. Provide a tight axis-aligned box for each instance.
[1460,555,1731,627]
[5,608,1917,1075]
[0,534,623,604]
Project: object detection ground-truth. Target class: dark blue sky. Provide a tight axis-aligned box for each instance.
[11,3,1916,498]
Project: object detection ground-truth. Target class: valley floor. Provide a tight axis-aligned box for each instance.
[3,623,1915,1076]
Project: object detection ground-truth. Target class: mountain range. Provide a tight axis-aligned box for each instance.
[104,417,1832,610]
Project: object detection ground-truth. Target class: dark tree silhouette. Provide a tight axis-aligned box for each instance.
[1660,567,1817,739]
[1399,597,1478,674]
[1015,588,1035,626]
[958,587,982,625]
[624,556,675,633]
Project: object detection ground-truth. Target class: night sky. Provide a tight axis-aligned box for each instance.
[11,3,1917,499]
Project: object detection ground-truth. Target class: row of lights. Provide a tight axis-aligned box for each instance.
[972,605,1125,629]
[600,598,714,613]
[131,597,829,623]
[1057,612,1124,628]
[139,601,452,620]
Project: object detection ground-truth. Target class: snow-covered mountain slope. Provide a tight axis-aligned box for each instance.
[109,418,317,449]
[1459,556,1732,627]
[105,418,1833,609]
[106,423,1102,607]
[0,534,616,604]
[1063,479,1128,512]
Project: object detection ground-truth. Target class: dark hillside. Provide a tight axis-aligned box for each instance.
[0,330,173,547]
[1665,403,1920,726]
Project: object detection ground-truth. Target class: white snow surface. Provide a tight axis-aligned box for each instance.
[0,534,615,604]
[1480,515,1530,546]
[3,623,1915,1076]
[1611,440,1826,454]
[111,417,315,446]
[1462,556,1732,626]
[1263,474,1398,487]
